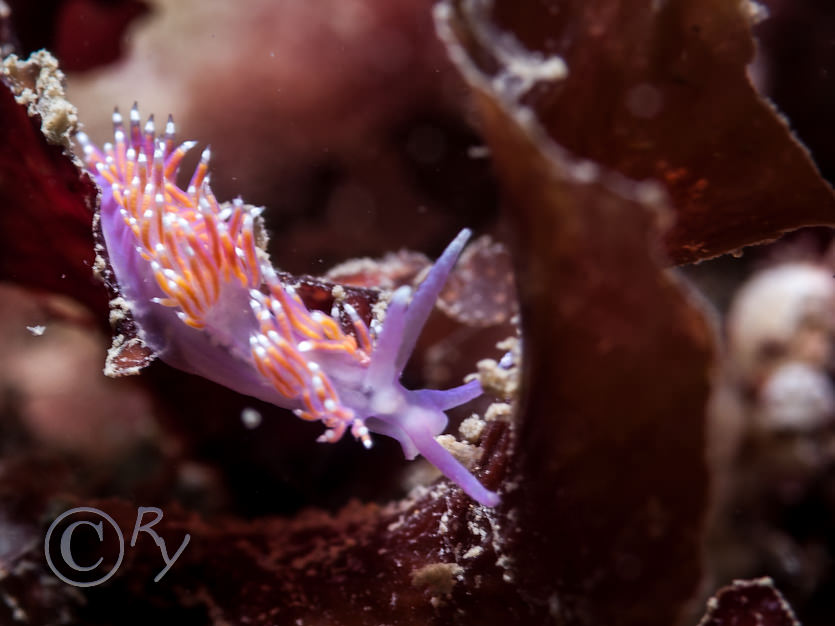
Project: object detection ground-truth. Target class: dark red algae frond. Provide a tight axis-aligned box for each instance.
[0,51,106,317]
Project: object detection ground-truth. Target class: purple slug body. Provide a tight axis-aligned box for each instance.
[78,105,500,507]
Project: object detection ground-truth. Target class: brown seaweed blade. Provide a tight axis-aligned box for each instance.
[437,3,717,624]
[442,0,835,264]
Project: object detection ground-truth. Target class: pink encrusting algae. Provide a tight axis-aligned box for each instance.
[76,104,499,507]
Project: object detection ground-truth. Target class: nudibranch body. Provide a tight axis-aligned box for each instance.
[77,105,499,507]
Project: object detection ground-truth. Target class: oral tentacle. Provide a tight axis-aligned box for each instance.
[412,379,484,411]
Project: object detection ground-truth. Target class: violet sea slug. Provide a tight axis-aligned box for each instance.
[77,105,499,507]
